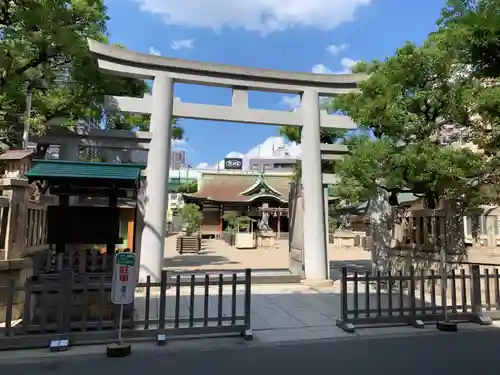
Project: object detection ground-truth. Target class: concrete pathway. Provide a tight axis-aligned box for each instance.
[133,283,343,339]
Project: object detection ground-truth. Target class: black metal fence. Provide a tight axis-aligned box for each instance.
[0,269,252,350]
[336,264,495,332]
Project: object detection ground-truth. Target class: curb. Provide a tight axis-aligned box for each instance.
[0,323,498,365]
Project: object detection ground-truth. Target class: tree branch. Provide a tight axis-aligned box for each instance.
[0,49,50,89]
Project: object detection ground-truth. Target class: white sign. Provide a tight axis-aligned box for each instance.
[224,158,243,169]
[111,253,137,304]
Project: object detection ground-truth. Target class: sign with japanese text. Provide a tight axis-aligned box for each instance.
[111,253,137,304]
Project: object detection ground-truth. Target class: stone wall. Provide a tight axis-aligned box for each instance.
[0,258,33,322]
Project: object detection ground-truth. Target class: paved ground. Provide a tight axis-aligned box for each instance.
[163,237,290,271]
[2,328,500,374]
[163,237,371,272]
[134,283,343,333]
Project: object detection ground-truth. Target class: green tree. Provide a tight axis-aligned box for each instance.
[331,42,485,208]
[279,126,347,176]
[0,0,183,147]
[177,180,198,194]
[179,203,203,236]
[434,0,500,204]
[437,0,500,78]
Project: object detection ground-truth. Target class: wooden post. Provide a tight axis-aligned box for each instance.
[127,209,134,251]
[277,211,281,238]
[56,194,69,255]
[107,186,118,255]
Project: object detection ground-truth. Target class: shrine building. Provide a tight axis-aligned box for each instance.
[183,170,293,238]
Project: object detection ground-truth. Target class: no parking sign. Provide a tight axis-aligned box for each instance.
[111,253,137,304]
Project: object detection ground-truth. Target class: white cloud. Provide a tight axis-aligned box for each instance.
[326,43,348,55]
[196,162,210,169]
[134,0,372,34]
[311,57,360,75]
[170,39,195,50]
[197,136,302,170]
[339,57,359,72]
[148,46,161,56]
[280,95,301,109]
[311,64,333,74]
[172,138,186,146]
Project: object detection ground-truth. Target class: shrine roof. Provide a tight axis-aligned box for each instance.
[186,172,292,203]
[0,149,34,161]
[26,160,146,188]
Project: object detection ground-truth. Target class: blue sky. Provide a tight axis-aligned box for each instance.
[105,0,447,168]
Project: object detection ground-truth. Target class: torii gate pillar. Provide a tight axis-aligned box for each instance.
[138,74,174,282]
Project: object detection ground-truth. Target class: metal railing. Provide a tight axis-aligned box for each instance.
[336,264,496,332]
[0,269,252,350]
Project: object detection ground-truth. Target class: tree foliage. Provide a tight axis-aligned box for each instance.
[437,0,500,78]
[332,42,486,206]
[0,0,182,147]
[329,0,500,209]
[179,203,203,236]
[177,180,198,194]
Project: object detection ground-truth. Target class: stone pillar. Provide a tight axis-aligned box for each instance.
[2,179,29,260]
[324,185,330,247]
[300,90,328,282]
[134,179,146,265]
[139,74,173,282]
[0,258,33,322]
[368,187,392,274]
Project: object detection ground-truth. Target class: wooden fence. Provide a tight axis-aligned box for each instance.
[0,269,252,350]
[336,264,496,332]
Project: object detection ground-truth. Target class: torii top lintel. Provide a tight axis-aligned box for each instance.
[87,39,365,95]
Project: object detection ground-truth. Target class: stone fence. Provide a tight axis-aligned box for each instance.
[0,178,54,326]
[0,178,53,261]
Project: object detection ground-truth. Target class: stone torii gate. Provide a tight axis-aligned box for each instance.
[87,39,361,283]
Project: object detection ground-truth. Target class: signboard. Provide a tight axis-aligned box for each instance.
[111,253,137,304]
[224,158,243,170]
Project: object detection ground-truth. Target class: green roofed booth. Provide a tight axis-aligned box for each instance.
[26,160,146,256]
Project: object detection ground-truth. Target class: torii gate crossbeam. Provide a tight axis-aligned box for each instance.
[87,39,362,283]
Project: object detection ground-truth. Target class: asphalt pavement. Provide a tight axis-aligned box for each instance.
[1,329,500,375]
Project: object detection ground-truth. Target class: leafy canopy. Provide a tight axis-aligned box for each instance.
[0,0,182,147]
[331,41,485,206]
[180,203,203,236]
[177,180,198,194]
[437,0,500,78]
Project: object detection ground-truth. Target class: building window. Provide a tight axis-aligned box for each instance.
[464,215,498,236]
[273,163,294,169]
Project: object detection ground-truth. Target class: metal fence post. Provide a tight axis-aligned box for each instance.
[409,267,424,328]
[243,268,253,340]
[470,265,492,325]
[336,267,355,333]
[244,268,251,328]
[158,270,167,330]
